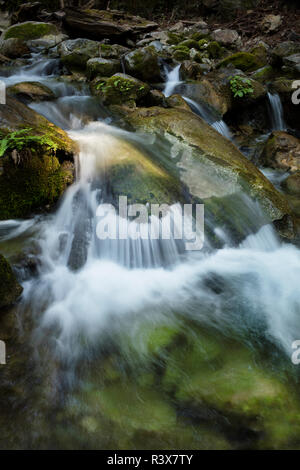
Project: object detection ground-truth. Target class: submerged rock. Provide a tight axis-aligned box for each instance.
[0,254,23,309]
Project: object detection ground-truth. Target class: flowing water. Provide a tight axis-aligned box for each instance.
[1,56,300,449]
[267,91,287,131]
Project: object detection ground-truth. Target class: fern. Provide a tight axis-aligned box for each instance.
[0,128,58,158]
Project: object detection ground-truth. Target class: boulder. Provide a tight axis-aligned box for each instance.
[211,29,241,47]
[261,15,282,33]
[92,73,150,106]
[7,81,55,103]
[283,53,300,73]
[63,8,158,41]
[87,58,120,79]
[0,254,23,309]
[217,52,265,72]
[0,97,76,219]
[98,43,129,59]
[272,41,300,60]
[2,21,59,41]
[282,172,300,195]
[117,106,292,226]
[58,38,101,70]
[124,46,162,82]
[0,38,30,58]
[261,131,300,172]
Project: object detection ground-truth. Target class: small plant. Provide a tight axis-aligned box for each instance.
[0,128,58,158]
[229,75,254,98]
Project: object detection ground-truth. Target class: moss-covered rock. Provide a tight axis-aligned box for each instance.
[261,131,300,172]
[93,73,150,106]
[117,106,292,227]
[0,254,23,309]
[0,38,29,58]
[178,39,199,50]
[2,21,59,41]
[124,46,162,82]
[207,41,223,59]
[167,32,184,45]
[98,43,129,59]
[217,52,265,72]
[251,65,274,82]
[7,81,55,103]
[173,46,190,61]
[58,38,101,70]
[0,97,76,219]
[87,58,120,79]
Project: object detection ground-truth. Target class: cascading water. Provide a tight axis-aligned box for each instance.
[163,65,232,140]
[267,91,287,131]
[2,54,300,449]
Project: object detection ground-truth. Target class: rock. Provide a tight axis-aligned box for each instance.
[92,73,150,106]
[261,14,282,33]
[261,131,300,172]
[0,52,9,64]
[283,54,300,73]
[0,38,30,58]
[282,172,300,195]
[124,46,161,82]
[2,21,59,41]
[217,52,265,72]
[180,60,203,80]
[211,29,241,47]
[0,97,75,219]
[63,8,158,42]
[98,43,129,59]
[166,94,191,111]
[58,38,101,70]
[251,65,274,82]
[7,81,55,103]
[272,41,300,60]
[0,254,23,309]
[118,106,292,226]
[87,58,120,79]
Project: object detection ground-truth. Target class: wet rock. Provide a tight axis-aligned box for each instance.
[0,52,9,64]
[58,38,101,70]
[282,172,300,195]
[124,46,162,82]
[272,41,300,61]
[211,29,241,47]
[0,254,23,309]
[261,15,282,33]
[7,81,55,103]
[262,131,300,172]
[117,105,292,226]
[251,65,274,83]
[180,60,203,80]
[87,58,120,79]
[63,8,158,42]
[0,38,30,58]
[166,94,191,112]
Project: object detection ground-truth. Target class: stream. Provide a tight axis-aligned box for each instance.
[1,56,300,450]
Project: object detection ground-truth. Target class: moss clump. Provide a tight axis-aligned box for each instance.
[252,65,274,82]
[191,32,211,41]
[178,39,199,50]
[167,32,184,45]
[207,41,223,59]
[173,45,190,61]
[198,38,209,49]
[0,254,23,308]
[3,22,58,41]
[217,52,264,72]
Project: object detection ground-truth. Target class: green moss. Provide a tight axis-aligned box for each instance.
[4,22,58,41]
[178,39,199,50]
[167,32,184,45]
[252,65,274,82]
[198,38,209,49]
[95,73,150,105]
[217,52,264,72]
[191,32,211,41]
[173,45,190,61]
[207,41,223,59]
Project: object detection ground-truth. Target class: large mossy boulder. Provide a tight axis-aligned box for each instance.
[124,46,162,83]
[0,254,23,309]
[116,106,292,227]
[58,38,101,70]
[0,97,76,219]
[217,52,265,72]
[2,21,58,41]
[63,8,157,42]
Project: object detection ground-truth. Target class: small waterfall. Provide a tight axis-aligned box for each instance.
[267,92,287,131]
[183,96,232,140]
[163,64,182,97]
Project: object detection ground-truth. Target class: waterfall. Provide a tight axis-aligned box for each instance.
[163,64,182,97]
[267,92,287,131]
[183,96,232,140]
